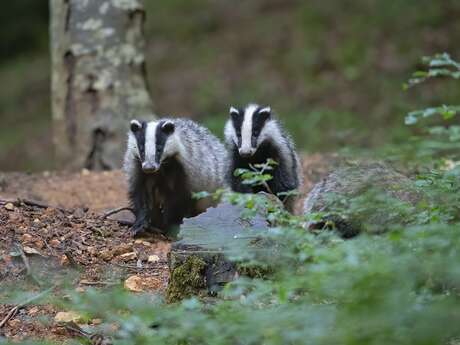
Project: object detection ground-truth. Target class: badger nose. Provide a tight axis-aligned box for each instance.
[239,147,256,158]
[142,161,159,173]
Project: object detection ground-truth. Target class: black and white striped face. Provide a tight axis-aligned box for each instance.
[225,104,272,158]
[130,119,176,173]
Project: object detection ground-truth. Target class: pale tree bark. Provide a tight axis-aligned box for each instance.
[50,0,154,170]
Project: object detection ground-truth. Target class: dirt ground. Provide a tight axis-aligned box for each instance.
[0,154,333,343]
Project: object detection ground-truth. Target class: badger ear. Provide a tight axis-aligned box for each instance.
[229,106,239,117]
[258,107,271,118]
[130,120,142,132]
[161,121,175,134]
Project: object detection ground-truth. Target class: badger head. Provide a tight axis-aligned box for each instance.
[129,119,177,173]
[224,104,273,158]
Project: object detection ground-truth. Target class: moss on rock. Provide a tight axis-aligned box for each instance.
[166,255,207,303]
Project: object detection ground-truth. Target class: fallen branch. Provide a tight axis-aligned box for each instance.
[0,198,67,212]
[102,206,134,219]
[63,321,111,345]
[0,286,54,328]
[115,219,134,227]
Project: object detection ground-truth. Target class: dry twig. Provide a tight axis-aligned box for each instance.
[63,321,112,345]
[0,286,54,328]
[0,198,67,212]
[102,206,134,219]
[14,242,42,286]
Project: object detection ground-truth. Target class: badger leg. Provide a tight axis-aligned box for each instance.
[128,170,157,236]
[132,210,147,235]
[162,196,192,229]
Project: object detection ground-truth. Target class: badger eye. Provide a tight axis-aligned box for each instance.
[130,120,142,132]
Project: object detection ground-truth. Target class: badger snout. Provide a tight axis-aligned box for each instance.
[238,147,256,158]
[142,161,160,173]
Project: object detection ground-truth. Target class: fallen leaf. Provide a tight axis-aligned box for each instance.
[4,203,14,211]
[8,319,20,328]
[49,239,61,248]
[23,246,42,255]
[124,275,162,292]
[2,254,12,265]
[54,311,82,323]
[21,234,33,243]
[60,254,69,266]
[124,275,143,292]
[28,306,40,316]
[112,243,133,256]
[119,252,137,260]
[134,239,151,246]
[99,250,113,261]
[34,239,45,249]
[87,246,97,255]
[148,255,160,263]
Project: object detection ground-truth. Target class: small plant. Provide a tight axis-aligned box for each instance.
[405,53,460,125]
[233,158,278,192]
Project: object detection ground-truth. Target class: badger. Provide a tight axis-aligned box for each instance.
[124,118,228,236]
[224,103,302,211]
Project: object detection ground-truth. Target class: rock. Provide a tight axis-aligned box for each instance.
[4,202,14,211]
[303,161,424,237]
[167,201,270,302]
[54,311,82,323]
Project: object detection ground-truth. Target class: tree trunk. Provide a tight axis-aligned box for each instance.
[50,0,154,170]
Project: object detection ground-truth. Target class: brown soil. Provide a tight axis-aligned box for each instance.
[0,154,334,342]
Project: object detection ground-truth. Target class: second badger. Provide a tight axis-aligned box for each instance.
[224,103,302,211]
[124,118,228,235]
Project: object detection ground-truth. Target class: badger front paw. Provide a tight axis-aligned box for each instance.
[131,217,147,237]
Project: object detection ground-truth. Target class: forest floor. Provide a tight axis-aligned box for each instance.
[0,154,331,343]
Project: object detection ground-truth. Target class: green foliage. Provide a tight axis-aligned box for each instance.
[233,159,277,188]
[405,53,460,125]
[34,131,460,345]
[39,54,460,344]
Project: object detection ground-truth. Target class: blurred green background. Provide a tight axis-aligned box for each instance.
[1,0,459,171]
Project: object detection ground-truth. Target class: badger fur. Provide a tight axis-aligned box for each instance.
[124,118,228,235]
[224,104,302,211]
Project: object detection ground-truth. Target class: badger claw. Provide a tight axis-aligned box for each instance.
[131,218,147,237]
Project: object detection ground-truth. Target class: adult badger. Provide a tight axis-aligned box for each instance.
[124,118,228,235]
[224,104,302,211]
